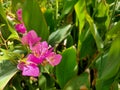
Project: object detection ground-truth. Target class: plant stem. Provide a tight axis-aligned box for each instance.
[0,31,8,49]
[108,0,118,29]
[56,0,58,20]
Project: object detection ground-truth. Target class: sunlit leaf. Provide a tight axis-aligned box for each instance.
[75,0,86,32]
[56,46,77,88]
[86,13,104,51]
[106,21,120,40]
[0,61,18,90]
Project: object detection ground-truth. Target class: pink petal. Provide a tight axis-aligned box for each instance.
[15,23,26,34]
[31,41,49,59]
[46,53,62,66]
[17,62,25,71]
[16,9,22,21]
[21,30,41,46]
[27,54,43,64]
[38,41,49,55]
[22,64,40,77]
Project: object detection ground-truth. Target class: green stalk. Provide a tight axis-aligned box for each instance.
[108,0,118,29]
[56,0,58,20]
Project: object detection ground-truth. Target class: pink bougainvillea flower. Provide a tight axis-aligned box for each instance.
[17,54,42,77]
[31,41,48,57]
[31,41,62,66]
[18,29,62,77]
[21,30,41,47]
[16,9,22,21]
[15,23,26,34]
[17,62,39,77]
[46,52,62,66]
[27,54,43,64]
[22,63,39,77]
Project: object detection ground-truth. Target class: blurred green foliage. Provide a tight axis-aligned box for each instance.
[0,0,120,90]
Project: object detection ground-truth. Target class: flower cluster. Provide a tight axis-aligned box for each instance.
[15,9,26,34]
[15,9,62,77]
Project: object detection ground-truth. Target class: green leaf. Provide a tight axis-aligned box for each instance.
[63,72,90,90]
[94,1,110,28]
[106,21,120,40]
[0,3,7,22]
[38,74,47,90]
[61,0,78,17]
[75,0,86,32]
[44,9,55,33]
[96,79,115,90]
[48,24,72,46]
[0,61,18,90]
[96,38,120,90]
[74,0,86,53]
[80,33,96,60]
[22,0,49,40]
[66,35,73,48]
[56,46,77,88]
[86,13,104,51]
[95,53,108,78]
[101,38,120,80]
[95,1,109,17]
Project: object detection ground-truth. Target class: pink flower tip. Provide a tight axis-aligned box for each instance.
[21,30,41,46]
[16,9,22,21]
[15,23,26,34]
[17,62,40,77]
[46,53,62,66]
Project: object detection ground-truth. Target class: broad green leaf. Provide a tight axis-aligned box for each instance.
[48,24,72,46]
[86,13,104,51]
[95,53,108,78]
[22,0,49,40]
[61,0,78,17]
[101,37,120,80]
[56,46,77,88]
[80,33,96,60]
[96,38,120,90]
[63,72,90,90]
[0,61,18,90]
[96,71,119,90]
[38,74,47,90]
